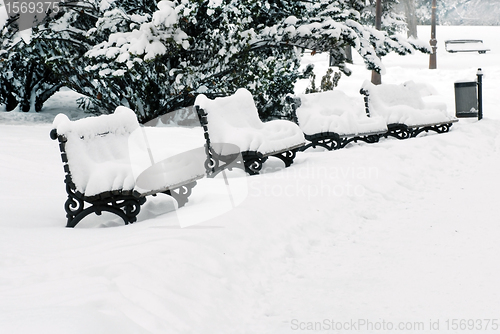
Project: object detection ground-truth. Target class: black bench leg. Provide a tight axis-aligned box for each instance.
[385,124,412,140]
[272,148,299,168]
[243,157,267,175]
[410,123,453,137]
[164,181,197,208]
[307,137,342,151]
[64,185,146,228]
[242,152,267,175]
[343,134,381,148]
[64,188,85,227]
[364,134,381,144]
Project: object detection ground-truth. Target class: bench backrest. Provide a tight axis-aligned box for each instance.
[194,88,265,151]
[361,80,452,126]
[362,81,425,110]
[297,90,365,134]
[298,90,366,117]
[292,90,387,136]
[52,107,140,196]
[195,88,305,155]
[195,88,264,130]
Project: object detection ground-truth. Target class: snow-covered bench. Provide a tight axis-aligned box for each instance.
[360,81,458,140]
[194,88,305,175]
[289,90,388,150]
[50,107,206,227]
[445,40,490,54]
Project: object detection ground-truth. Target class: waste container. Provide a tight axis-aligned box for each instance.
[454,68,483,120]
[454,81,478,118]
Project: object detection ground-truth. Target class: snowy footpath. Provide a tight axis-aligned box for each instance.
[1,26,500,333]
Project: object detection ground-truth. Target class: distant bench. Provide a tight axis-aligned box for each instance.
[445,40,490,54]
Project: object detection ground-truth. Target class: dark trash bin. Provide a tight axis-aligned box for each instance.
[454,68,483,120]
[454,81,478,118]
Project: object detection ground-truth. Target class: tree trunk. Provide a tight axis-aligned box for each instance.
[429,0,437,69]
[345,45,353,64]
[21,62,36,112]
[6,93,18,111]
[403,0,418,38]
[371,0,382,85]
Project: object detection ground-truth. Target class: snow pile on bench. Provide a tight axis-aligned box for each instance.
[361,80,456,127]
[195,88,305,155]
[53,107,139,196]
[52,107,206,197]
[296,90,387,136]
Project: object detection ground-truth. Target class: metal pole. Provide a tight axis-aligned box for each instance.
[371,0,382,84]
[429,0,437,69]
[477,68,483,120]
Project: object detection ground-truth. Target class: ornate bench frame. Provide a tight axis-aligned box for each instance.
[286,96,386,151]
[301,130,382,151]
[360,88,458,140]
[50,129,198,228]
[195,106,303,175]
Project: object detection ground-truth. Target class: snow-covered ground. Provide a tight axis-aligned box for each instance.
[1,26,500,333]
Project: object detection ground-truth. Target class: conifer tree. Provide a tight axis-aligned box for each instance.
[362,0,407,35]
[0,17,62,112]
[0,2,96,112]
[79,0,430,121]
[1,0,430,121]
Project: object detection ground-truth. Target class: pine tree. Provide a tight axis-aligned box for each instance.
[0,2,96,112]
[1,0,431,121]
[77,0,308,121]
[80,0,430,121]
[0,19,60,112]
[77,0,194,122]
[362,0,407,35]
[400,0,418,37]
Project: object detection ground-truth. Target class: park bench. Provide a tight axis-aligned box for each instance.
[360,80,458,140]
[445,40,490,54]
[194,88,305,175]
[50,107,206,227]
[288,90,388,151]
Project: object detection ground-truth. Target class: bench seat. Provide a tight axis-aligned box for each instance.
[195,88,305,174]
[292,90,388,150]
[445,39,490,54]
